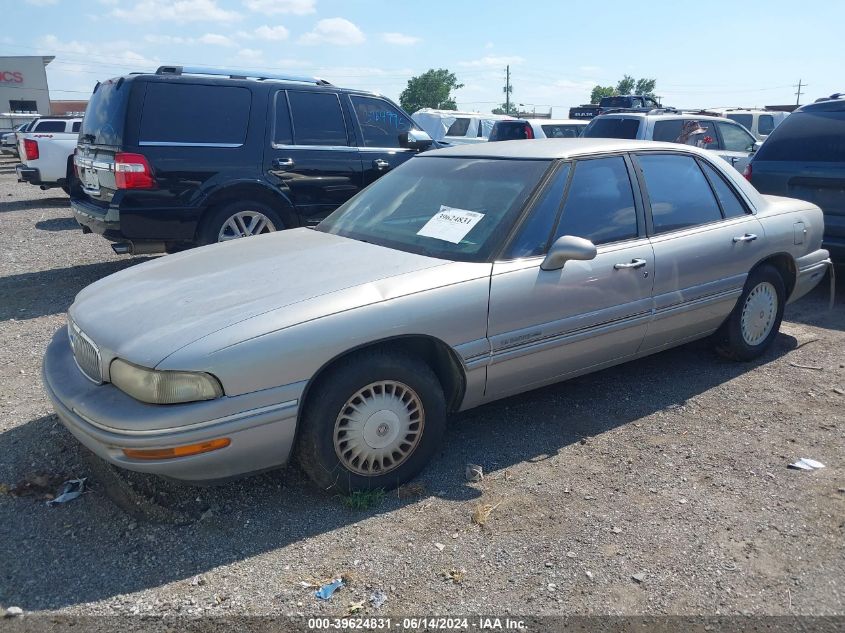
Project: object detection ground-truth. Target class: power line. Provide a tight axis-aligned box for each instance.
[794,79,806,105]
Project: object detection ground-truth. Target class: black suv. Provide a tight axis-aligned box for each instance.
[747,95,845,261]
[72,66,433,254]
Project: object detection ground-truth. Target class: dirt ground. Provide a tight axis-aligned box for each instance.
[0,155,843,619]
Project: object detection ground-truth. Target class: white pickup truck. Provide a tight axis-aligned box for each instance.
[15,117,82,194]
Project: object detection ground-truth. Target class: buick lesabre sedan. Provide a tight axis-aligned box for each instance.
[43,139,831,493]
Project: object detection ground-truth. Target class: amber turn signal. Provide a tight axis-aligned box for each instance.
[122,438,231,460]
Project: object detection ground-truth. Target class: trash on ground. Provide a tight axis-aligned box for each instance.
[788,458,825,471]
[347,600,364,614]
[789,362,824,371]
[465,464,483,482]
[632,572,646,583]
[441,568,465,584]
[369,590,387,609]
[46,478,86,506]
[434,542,446,551]
[4,606,23,617]
[189,575,206,586]
[314,578,344,601]
[9,473,66,499]
[471,501,501,527]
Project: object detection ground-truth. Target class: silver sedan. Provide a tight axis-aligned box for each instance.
[43,139,831,492]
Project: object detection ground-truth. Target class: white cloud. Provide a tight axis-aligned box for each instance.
[244,0,315,14]
[458,55,525,68]
[234,48,265,63]
[198,33,236,47]
[300,18,365,46]
[381,32,420,46]
[254,25,290,41]
[111,0,241,23]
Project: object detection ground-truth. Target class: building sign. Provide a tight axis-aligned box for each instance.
[1,71,24,83]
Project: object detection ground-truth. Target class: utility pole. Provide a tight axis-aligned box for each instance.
[794,79,806,106]
[504,65,511,114]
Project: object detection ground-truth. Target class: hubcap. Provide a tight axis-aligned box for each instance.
[741,281,777,346]
[218,211,276,242]
[333,381,424,476]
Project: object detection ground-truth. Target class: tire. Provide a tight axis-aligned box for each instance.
[296,349,447,493]
[714,265,786,361]
[198,199,284,246]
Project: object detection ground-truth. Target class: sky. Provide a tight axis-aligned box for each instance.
[2,0,843,118]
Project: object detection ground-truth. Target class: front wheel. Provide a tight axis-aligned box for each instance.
[296,350,447,493]
[715,265,786,361]
[198,200,284,246]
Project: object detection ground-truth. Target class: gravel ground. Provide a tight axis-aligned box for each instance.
[0,155,843,618]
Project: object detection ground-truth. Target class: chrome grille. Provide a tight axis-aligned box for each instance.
[68,319,102,383]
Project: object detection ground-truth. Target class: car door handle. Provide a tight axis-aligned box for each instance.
[733,233,758,243]
[613,258,647,270]
[372,158,390,171]
[272,157,295,170]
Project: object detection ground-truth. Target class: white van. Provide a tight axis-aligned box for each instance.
[412,109,514,145]
[715,109,789,140]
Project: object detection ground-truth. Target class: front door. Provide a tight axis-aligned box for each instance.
[264,89,363,225]
[486,155,654,400]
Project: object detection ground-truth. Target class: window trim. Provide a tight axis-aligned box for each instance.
[348,93,414,150]
[632,151,730,237]
[695,156,752,218]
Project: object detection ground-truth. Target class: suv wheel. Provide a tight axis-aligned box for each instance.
[297,350,447,493]
[199,200,284,246]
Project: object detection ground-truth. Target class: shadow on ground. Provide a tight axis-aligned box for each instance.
[34,217,79,232]
[1,197,69,212]
[0,332,802,611]
[0,258,153,322]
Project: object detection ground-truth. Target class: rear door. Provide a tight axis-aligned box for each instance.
[264,89,363,225]
[715,120,757,172]
[346,94,417,186]
[634,152,766,351]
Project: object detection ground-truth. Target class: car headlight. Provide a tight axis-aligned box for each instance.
[109,359,223,404]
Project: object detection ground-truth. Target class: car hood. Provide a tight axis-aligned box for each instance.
[69,229,451,367]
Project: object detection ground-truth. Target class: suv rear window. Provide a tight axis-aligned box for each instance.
[489,121,529,142]
[727,114,753,130]
[541,124,582,138]
[446,118,471,137]
[754,111,845,162]
[33,121,66,132]
[583,117,640,139]
[80,79,127,146]
[140,83,251,146]
[600,96,634,108]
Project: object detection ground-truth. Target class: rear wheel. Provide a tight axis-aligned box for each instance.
[297,350,447,493]
[715,265,785,361]
[198,200,284,246]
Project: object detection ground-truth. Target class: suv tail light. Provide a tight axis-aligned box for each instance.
[23,138,39,161]
[72,147,79,178]
[114,152,155,189]
[524,123,534,139]
[742,163,752,182]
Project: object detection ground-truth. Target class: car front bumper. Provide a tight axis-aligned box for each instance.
[42,328,303,483]
[15,164,40,185]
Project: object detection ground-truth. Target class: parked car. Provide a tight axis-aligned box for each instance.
[43,139,830,492]
[598,94,662,113]
[15,116,82,193]
[717,109,789,140]
[72,66,433,255]
[1,123,27,156]
[412,108,513,145]
[583,112,758,172]
[746,95,845,261]
[488,118,586,141]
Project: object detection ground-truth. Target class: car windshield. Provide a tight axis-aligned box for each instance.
[317,156,551,262]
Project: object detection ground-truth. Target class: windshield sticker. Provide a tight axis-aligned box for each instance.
[416,205,485,244]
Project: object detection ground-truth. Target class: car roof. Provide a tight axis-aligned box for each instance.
[424,138,714,160]
[496,118,586,125]
[796,97,845,113]
[596,112,726,122]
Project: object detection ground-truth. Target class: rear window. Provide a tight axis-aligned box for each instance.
[726,114,753,130]
[33,121,66,132]
[140,83,251,146]
[541,124,582,138]
[755,110,845,162]
[758,114,775,136]
[489,121,528,142]
[583,117,640,139]
[80,80,127,146]
[653,119,720,150]
[600,96,633,108]
[446,118,471,137]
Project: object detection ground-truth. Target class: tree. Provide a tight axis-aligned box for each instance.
[590,85,615,104]
[616,75,636,95]
[635,78,657,97]
[399,69,464,113]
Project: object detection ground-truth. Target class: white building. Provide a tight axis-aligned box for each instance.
[0,56,54,114]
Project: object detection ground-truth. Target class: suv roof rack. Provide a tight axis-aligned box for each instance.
[601,107,679,116]
[155,65,333,86]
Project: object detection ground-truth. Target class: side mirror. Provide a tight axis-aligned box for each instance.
[751,140,763,153]
[540,235,597,271]
[399,129,434,151]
